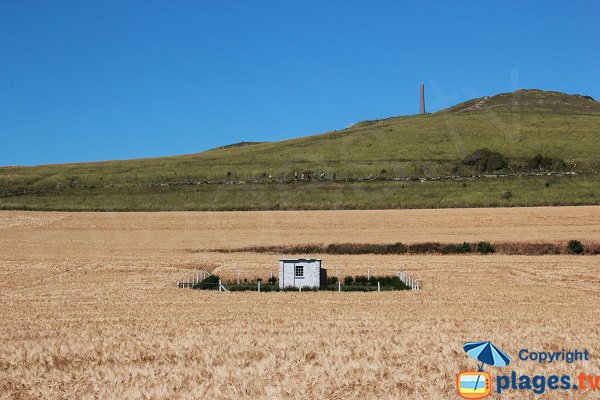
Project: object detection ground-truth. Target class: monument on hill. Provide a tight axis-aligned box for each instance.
[420,83,426,114]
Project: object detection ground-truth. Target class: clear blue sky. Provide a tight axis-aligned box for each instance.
[1,1,599,166]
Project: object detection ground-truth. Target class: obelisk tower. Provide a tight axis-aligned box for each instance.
[420,83,425,114]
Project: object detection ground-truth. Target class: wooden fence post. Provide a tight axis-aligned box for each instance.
[258,280,261,292]
[338,281,341,292]
[237,269,240,285]
[219,279,222,292]
[377,281,380,292]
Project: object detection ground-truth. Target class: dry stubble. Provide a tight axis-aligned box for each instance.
[1,208,599,399]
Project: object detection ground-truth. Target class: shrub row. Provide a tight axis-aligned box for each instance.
[226,285,403,292]
[222,241,493,255]
[217,240,597,255]
[343,275,409,290]
[325,242,408,254]
[227,284,284,292]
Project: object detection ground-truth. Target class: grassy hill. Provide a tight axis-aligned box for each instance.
[1,89,600,211]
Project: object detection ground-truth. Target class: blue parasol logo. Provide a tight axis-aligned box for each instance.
[464,341,511,370]
[457,341,511,398]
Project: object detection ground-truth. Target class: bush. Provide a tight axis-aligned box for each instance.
[260,284,278,292]
[343,276,354,285]
[441,242,472,254]
[197,274,220,290]
[409,242,443,253]
[476,241,495,254]
[354,275,369,285]
[267,276,277,285]
[460,242,472,253]
[370,275,407,290]
[567,240,584,254]
[325,243,356,254]
[384,242,408,254]
[327,276,338,285]
[527,155,566,172]
[462,149,507,172]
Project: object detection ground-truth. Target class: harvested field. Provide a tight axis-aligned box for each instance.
[1,207,600,399]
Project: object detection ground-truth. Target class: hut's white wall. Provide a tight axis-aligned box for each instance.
[279,260,321,288]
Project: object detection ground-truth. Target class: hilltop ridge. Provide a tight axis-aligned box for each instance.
[446,89,599,114]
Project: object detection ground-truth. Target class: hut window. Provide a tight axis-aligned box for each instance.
[295,265,304,278]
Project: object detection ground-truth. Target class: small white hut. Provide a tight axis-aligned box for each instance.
[279,258,327,289]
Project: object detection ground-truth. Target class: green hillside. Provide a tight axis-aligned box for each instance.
[2,89,600,211]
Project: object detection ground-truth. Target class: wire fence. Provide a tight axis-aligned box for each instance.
[176,268,421,292]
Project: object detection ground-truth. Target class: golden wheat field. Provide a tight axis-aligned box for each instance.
[1,207,600,399]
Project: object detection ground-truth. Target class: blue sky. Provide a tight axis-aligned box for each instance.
[1,1,599,166]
